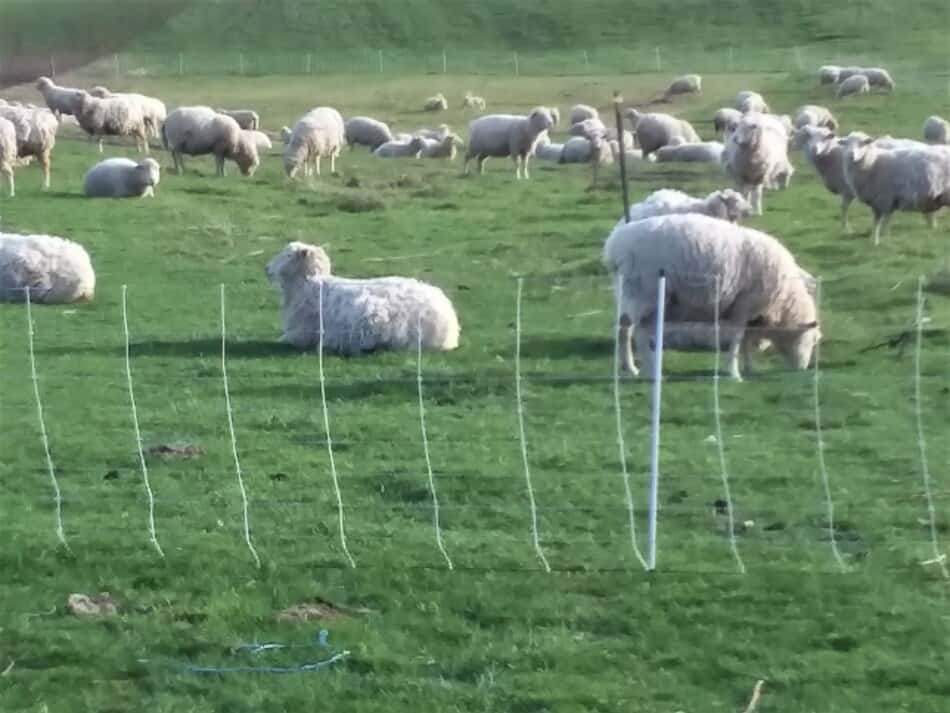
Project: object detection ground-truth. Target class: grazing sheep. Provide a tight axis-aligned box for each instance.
[0,104,57,190]
[603,214,819,380]
[723,112,793,215]
[614,189,752,229]
[568,118,607,138]
[244,129,272,153]
[569,104,599,125]
[836,66,864,82]
[217,109,260,130]
[373,136,425,158]
[423,93,448,112]
[862,67,895,91]
[463,107,555,180]
[90,86,166,138]
[793,104,839,131]
[414,124,451,140]
[840,131,950,244]
[161,106,260,177]
[664,74,702,99]
[280,126,292,144]
[265,241,460,354]
[923,116,950,145]
[655,141,725,163]
[624,109,700,159]
[344,116,393,151]
[75,91,149,153]
[462,91,486,110]
[83,157,160,198]
[792,125,855,233]
[735,91,769,114]
[0,116,17,197]
[0,233,95,303]
[35,77,83,119]
[714,107,743,136]
[818,65,841,85]
[283,107,345,179]
[419,133,464,160]
[836,75,870,98]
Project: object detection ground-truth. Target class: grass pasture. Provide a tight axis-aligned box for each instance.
[1,66,950,713]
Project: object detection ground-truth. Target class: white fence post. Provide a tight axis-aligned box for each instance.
[306,52,312,74]
[514,51,520,76]
[114,53,120,79]
[178,53,183,76]
[239,52,245,75]
[583,49,589,72]
[49,56,56,79]
[647,270,666,570]
[655,46,661,72]
[378,49,383,73]
[442,47,447,74]
[728,46,734,71]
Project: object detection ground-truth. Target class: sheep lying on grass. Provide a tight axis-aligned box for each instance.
[625,110,700,159]
[265,241,460,354]
[415,124,451,140]
[423,93,448,112]
[283,107,345,179]
[793,105,838,131]
[373,137,425,158]
[162,106,260,176]
[0,233,95,303]
[569,104,598,125]
[462,92,486,110]
[83,157,160,198]
[344,116,393,151]
[923,116,949,145]
[655,141,724,163]
[614,189,753,229]
[664,74,702,99]
[463,107,555,179]
[419,134,464,159]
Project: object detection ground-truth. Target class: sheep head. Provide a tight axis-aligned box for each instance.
[35,76,53,90]
[90,86,112,98]
[528,107,555,134]
[135,158,161,189]
[708,189,753,222]
[841,131,875,164]
[267,242,332,285]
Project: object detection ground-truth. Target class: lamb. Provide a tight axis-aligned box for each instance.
[569,104,599,125]
[792,125,855,233]
[217,109,260,130]
[373,136,425,158]
[265,241,460,354]
[244,129,272,153]
[75,91,149,153]
[344,116,393,151]
[862,67,895,91]
[161,106,260,177]
[840,131,950,244]
[0,104,58,190]
[602,214,819,380]
[0,233,96,304]
[419,133,464,160]
[923,116,950,145]
[735,91,769,114]
[283,107,345,179]
[463,107,555,180]
[423,93,448,112]
[793,104,838,131]
[90,86,166,138]
[654,141,724,163]
[462,91,486,110]
[624,109,701,159]
[0,116,17,197]
[35,77,83,119]
[836,75,870,98]
[613,189,752,229]
[568,118,607,138]
[818,65,840,85]
[664,74,702,99]
[723,112,794,215]
[414,124,451,140]
[83,157,160,198]
[713,107,742,136]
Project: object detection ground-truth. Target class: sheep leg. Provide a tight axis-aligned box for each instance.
[97,137,104,153]
[522,154,531,180]
[330,152,337,174]
[39,152,50,191]
[871,209,891,245]
[215,154,225,177]
[840,196,853,234]
[617,313,638,376]
[141,134,150,155]
[753,185,764,216]
[315,156,321,177]
[2,167,13,197]
[478,156,487,175]
[513,155,522,180]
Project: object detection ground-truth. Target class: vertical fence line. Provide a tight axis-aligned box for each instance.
[442,48,447,74]
[654,47,661,72]
[24,289,67,547]
[121,285,164,558]
[113,53,120,78]
[811,279,847,572]
[514,278,551,572]
[317,281,356,569]
[239,53,245,75]
[377,49,383,73]
[220,285,261,569]
[49,56,56,79]
[583,49,590,71]
[513,51,520,76]
[178,52,183,76]
[728,47,734,71]
[306,52,312,74]
[646,271,666,570]
[612,276,648,570]
[712,278,745,574]
[416,314,453,570]
[912,276,948,578]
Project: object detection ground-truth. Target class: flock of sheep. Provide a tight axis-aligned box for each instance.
[0,65,949,382]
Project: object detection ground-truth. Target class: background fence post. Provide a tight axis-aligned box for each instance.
[442,48,447,73]
[306,52,312,74]
[50,56,56,79]
[655,46,661,72]
[178,53,183,76]
[114,53,120,79]
[514,51,519,76]
[378,49,383,73]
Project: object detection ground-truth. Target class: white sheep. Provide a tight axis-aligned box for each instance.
[462,92,486,111]
[0,233,96,304]
[75,91,149,153]
[654,141,725,163]
[244,129,272,153]
[735,91,769,114]
[35,77,83,119]
[344,116,393,151]
[624,109,700,159]
[217,109,260,130]
[613,189,752,229]
[923,116,949,145]
[836,75,870,98]
[713,107,742,136]
[283,107,345,179]
[373,137,425,158]
[664,74,702,99]
[90,86,166,138]
[793,104,839,131]
[862,67,895,91]
[83,157,160,198]
[280,126,292,144]
[419,133,464,160]
[414,124,451,140]
[723,112,793,215]
[423,93,448,112]
[603,214,819,380]
[162,106,260,176]
[559,136,600,164]
[0,104,57,190]
[532,135,563,162]
[568,118,607,138]
[792,125,855,233]
[0,116,16,197]
[569,104,599,125]
[463,107,555,180]
[835,66,864,82]
[818,65,840,85]
[840,131,950,244]
[550,107,561,126]
[265,241,460,354]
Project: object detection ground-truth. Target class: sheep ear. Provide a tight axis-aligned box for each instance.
[800,320,819,330]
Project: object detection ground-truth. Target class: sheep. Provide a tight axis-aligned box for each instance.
[423,93,448,112]
[550,107,561,126]
[217,109,260,130]
[75,91,149,153]
[568,118,607,138]
[569,104,599,125]
[244,129,272,153]
[818,65,840,85]
[793,104,839,131]
[0,233,95,304]
[862,67,895,91]
[0,116,16,197]
[559,136,600,164]
[280,126,292,144]
[161,106,260,177]
[344,116,393,151]
[735,91,769,114]
[90,86,166,138]
[83,157,160,198]
[836,75,870,98]
[840,131,950,244]
[624,109,700,159]
[613,189,753,229]
[419,133,464,160]
[792,125,855,233]
[664,74,702,99]
[283,107,345,179]
[265,241,460,354]
[723,112,793,215]
[414,124,451,140]
[34,76,84,119]
[393,132,414,142]
[373,136,425,159]
[532,135,563,161]
[836,66,864,82]
[462,91,486,111]
[603,214,819,380]
[0,104,57,190]
[713,107,742,136]
[923,116,950,145]
[463,107,555,180]
[654,141,725,163]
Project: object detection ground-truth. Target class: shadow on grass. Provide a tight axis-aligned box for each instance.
[37,338,298,360]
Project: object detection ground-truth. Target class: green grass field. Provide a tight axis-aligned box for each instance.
[2,3,950,711]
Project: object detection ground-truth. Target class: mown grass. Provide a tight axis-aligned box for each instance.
[0,66,949,712]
